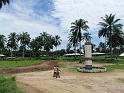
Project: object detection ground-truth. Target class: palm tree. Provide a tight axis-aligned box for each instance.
[29,38,42,57]
[0,0,9,8]
[46,35,55,53]
[98,14,123,56]
[7,32,18,57]
[30,37,43,52]
[68,31,79,58]
[66,43,71,53]
[111,31,124,55]
[82,32,92,42]
[40,32,49,50]
[0,34,6,54]
[39,32,56,55]
[18,32,31,58]
[98,42,106,53]
[70,19,89,60]
[54,35,61,51]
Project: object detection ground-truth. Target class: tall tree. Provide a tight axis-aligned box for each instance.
[0,0,9,8]
[0,34,6,54]
[40,32,57,55]
[66,43,72,53]
[82,32,92,42]
[40,32,49,50]
[30,37,43,52]
[70,19,89,59]
[68,31,79,58]
[54,35,61,51]
[7,32,18,57]
[18,32,31,58]
[98,14,123,55]
[98,42,106,53]
[44,35,55,54]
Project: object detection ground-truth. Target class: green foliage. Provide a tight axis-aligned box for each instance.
[0,75,22,93]
[105,64,124,71]
[18,32,31,58]
[98,14,124,55]
[0,60,42,68]
[7,32,18,57]
[68,19,89,54]
[29,32,61,56]
[0,34,6,54]
[58,61,79,72]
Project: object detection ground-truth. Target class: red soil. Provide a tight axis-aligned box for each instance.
[0,60,57,74]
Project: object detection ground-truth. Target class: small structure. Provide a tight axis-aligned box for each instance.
[0,54,6,60]
[64,53,83,57]
[77,41,107,73]
[92,52,106,56]
[84,41,92,70]
[119,53,124,56]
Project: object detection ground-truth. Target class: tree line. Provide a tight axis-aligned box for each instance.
[1,0,124,57]
[68,14,124,57]
[0,32,61,58]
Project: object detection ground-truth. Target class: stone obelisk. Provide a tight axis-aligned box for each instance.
[84,41,92,70]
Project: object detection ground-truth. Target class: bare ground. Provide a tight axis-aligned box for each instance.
[16,69,124,93]
[0,61,57,74]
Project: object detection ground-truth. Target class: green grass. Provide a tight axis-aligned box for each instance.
[57,56,124,72]
[0,60,42,68]
[58,60,80,72]
[92,56,124,64]
[105,64,124,71]
[0,75,22,93]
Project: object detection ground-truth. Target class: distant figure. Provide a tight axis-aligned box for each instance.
[53,65,60,78]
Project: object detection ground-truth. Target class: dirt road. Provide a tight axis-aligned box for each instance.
[16,70,124,93]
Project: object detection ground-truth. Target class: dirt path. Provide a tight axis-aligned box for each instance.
[16,70,124,93]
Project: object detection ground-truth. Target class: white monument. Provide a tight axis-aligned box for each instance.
[77,41,106,73]
[84,41,92,70]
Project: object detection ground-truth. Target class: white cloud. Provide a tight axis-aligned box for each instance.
[1,0,124,49]
[53,0,124,45]
[0,13,60,38]
[0,0,63,38]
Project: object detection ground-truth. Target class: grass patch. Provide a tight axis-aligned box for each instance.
[0,60,42,68]
[105,64,124,71]
[0,75,22,93]
[58,61,80,72]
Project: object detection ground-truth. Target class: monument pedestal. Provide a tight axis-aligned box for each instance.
[77,41,107,73]
[84,42,92,70]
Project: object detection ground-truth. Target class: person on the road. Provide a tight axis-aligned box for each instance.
[53,65,60,78]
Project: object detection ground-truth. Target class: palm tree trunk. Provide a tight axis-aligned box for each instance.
[79,27,82,63]
[0,49,2,54]
[109,30,113,57]
[73,45,76,60]
[23,46,25,58]
[10,48,13,57]
[79,41,82,63]
[56,46,57,55]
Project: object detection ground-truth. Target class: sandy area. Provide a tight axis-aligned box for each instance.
[16,69,124,93]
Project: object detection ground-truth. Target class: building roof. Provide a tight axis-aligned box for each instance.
[0,54,5,57]
[64,53,83,56]
[119,53,124,56]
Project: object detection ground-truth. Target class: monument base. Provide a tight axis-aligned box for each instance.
[85,65,92,70]
[77,66,107,73]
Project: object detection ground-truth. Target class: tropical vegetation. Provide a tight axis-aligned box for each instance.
[98,14,124,55]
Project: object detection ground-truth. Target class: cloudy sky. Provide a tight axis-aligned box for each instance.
[0,0,124,49]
